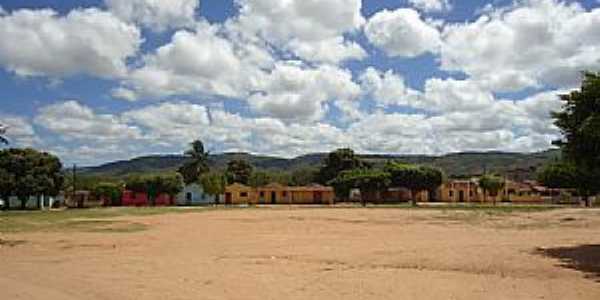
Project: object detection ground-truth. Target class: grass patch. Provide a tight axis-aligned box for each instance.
[0,206,210,234]
[0,204,563,233]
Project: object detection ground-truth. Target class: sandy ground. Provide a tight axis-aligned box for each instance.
[2,207,600,300]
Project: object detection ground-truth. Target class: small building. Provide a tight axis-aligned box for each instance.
[65,191,104,208]
[224,183,255,205]
[287,185,335,205]
[176,183,218,206]
[256,183,289,204]
[438,180,481,203]
[503,180,543,203]
[122,191,174,206]
[2,195,58,210]
[224,183,335,205]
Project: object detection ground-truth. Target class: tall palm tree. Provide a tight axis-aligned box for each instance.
[178,140,210,185]
[0,124,8,145]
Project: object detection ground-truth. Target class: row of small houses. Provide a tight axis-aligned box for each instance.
[1,178,583,209]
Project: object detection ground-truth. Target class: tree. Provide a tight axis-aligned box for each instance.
[247,170,291,187]
[330,169,391,206]
[0,148,63,210]
[289,167,318,186]
[248,171,271,188]
[537,162,577,189]
[479,174,505,205]
[385,162,443,206]
[178,140,210,185]
[92,183,123,206]
[0,124,8,145]
[226,159,253,185]
[317,148,366,184]
[552,72,600,206]
[0,168,15,210]
[537,162,577,203]
[200,172,227,204]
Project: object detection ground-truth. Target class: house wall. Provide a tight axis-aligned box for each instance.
[438,181,481,203]
[122,191,148,206]
[256,187,289,204]
[176,184,217,206]
[225,184,256,205]
[65,192,103,208]
[224,184,335,205]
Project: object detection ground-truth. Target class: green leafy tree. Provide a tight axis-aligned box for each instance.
[552,72,600,206]
[178,140,210,185]
[92,182,123,206]
[385,162,443,206]
[479,174,505,205]
[0,168,15,210]
[200,172,227,204]
[0,148,63,210]
[247,171,291,187]
[248,171,271,187]
[289,167,318,186]
[330,169,391,206]
[226,159,253,185]
[317,148,366,184]
[537,162,577,189]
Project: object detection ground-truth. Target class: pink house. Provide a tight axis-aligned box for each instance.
[121,191,174,206]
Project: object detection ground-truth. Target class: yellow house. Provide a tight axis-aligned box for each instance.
[438,180,481,203]
[437,179,545,204]
[224,183,335,205]
[224,183,255,205]
[256,183,289,204]
[503,180,543,203]
[287,185,335,205]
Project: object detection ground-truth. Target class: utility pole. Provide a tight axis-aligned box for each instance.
[72,164,78,208]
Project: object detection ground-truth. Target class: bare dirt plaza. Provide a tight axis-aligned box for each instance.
[2,206,600,299]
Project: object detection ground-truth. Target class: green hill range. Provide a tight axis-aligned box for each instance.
[79,149,561,181]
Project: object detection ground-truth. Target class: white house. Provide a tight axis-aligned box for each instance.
[1,195,57,210]
[176,183,218,206]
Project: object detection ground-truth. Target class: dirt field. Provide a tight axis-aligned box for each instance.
[2,206,600,299]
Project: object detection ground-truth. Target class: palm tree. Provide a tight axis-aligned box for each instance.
[0,124,8,145]
[178,140,210,185]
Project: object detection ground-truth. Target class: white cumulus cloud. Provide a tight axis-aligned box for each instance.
[365,8,441,58]
[0,8,141,79]
[105,0,199,31]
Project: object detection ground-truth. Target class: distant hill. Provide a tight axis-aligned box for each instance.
[79,149,561,180]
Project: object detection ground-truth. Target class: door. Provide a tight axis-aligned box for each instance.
[225,193,232,205]
[314,191,323,204]
[459,191,465,203]
[271,191,277,204]
[186,192,193,205]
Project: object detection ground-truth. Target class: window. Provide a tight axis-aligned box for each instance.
[240,192,248,197]
[282,191,287,197]
[449,191,454,197]
[186,192,192,201]
[260,191,265,197]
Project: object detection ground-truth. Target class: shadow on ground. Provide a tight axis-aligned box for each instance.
[0,238,27,247]
[536,244,600,282]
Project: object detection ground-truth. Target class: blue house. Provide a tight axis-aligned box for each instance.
[176,183,218,206]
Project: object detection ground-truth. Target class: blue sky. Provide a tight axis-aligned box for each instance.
[0,0,599,166]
